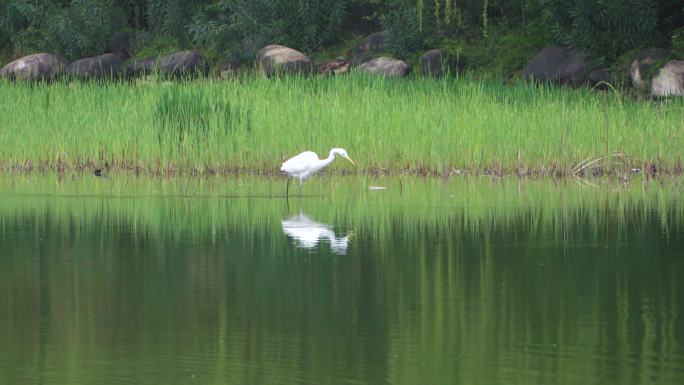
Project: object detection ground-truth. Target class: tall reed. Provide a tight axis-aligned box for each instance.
[0,75,681,175]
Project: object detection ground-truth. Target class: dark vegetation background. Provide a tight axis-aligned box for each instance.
[0,0,682,76]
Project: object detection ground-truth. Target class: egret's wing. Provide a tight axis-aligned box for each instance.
[281,151,319,174]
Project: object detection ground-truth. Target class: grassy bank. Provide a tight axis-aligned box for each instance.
[0,74,682,176]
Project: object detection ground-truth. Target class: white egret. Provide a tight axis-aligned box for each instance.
[280,148,355,197]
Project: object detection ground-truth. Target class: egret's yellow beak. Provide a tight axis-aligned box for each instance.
[345,156,356,166]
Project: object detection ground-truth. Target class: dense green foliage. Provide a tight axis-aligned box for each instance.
[146,0,207,45]
[380,0,422,59]
[188,0,347,61]
[0,0,122,60]
[0,75,682,174]
[544,0,675,63]
[0,1,681,67]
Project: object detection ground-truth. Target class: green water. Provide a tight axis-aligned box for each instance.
[0,175,683,385]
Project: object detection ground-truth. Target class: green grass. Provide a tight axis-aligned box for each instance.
[0,74,682,175]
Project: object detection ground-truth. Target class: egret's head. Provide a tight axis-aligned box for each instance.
[333,148,355,165]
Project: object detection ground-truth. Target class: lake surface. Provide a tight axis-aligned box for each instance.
[1,175,683,385]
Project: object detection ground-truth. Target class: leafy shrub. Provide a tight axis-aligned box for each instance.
[672,27,684,59]
[0,0,48,54]
[380,0,422,59]
[146,0,210,45]
[0,0,123,60]
[542,0,660,63]
[188,0,346,62]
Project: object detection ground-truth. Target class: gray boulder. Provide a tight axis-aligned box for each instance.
[359,57,410,77]
[630,48,669,89]
[256,45,313,76]
[651,60,684,97]
[523,46,588,86]
[126,57,158,76]
[68,53,123,79]
[350,31,389,65]
[158,50,206,76]
[0,53,68,81]
[126,50,206,77]
[420,49,448,77]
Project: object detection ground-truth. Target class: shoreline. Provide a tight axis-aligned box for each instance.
[0,162,681,180]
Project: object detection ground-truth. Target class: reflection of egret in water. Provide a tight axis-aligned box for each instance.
[281,213,351,255]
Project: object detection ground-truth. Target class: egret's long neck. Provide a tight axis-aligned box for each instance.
[321,150,337,167]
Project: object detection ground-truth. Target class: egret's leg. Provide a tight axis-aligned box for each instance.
[299,179,303,198]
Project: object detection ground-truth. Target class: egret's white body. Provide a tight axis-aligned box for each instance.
[282,213,350,255]
[280,148,355,197]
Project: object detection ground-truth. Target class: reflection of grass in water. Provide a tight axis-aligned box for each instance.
[0,176,682,385]
[0,174,682,241]
[0,75,683,175]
